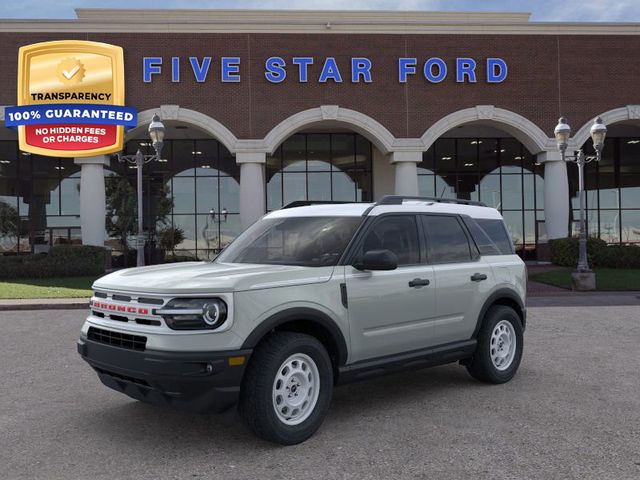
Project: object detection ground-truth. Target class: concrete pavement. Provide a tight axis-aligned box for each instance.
[1,306,639,479]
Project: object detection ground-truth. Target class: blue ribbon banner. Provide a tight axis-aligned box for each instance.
[4,104,137,128]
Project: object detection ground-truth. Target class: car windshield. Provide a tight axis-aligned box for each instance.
[216,216,362,267]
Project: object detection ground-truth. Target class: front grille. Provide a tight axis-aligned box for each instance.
[87,326,147,351]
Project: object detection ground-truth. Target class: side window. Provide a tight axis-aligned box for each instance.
[462,217,501,256]
[476,218,515,255]
[422,215,472,264]
[360,216,420,266]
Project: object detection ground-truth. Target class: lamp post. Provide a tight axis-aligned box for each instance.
[553,116,607,288]
[117,113,165,267]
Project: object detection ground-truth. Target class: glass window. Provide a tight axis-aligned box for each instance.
[172,214,196,250]
[307,172,331,201]
[422,215,471,263]
[171,140,195,176]
[0,141,18,177]
[500,139,523,174]
[621,210,640,244]
[282,135,306,172]
[194,139,219,175]
[457,139,477,173]
[332,171,356,201]
[478,139,499,175]
[361,215,420,265]
[219,176,240,213]
[461,217,501,256]
[307,134,331,171]
[195,177,219,214]
[501,211,524,248]
[419,147,434,174]
[620,175,640,209]
[331,134,354,171]
[283,173,307,205]
[172,177,195,214]
[355,135,371,170]
[266,133,372,210]
[599,210,620,243]
[479,175,501,209]
[418,175,436,197]
[60,178,80,216]
[501,175,523,210]
[217,216,361,266]
[267,172,283,212]
[476,218,514,254]
[434,139,456,175]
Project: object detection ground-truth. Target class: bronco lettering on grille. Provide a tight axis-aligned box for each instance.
[90,300,149,315]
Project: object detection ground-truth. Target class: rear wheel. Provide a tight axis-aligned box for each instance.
[238,331,333,445]
[466,305,523,384]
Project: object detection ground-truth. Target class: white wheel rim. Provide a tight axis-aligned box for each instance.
[272,353,320,426]
[490,320,517,371]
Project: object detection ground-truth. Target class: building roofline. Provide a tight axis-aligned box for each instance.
[0,9,639,35]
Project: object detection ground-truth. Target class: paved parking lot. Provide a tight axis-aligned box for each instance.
[1,306,639,480]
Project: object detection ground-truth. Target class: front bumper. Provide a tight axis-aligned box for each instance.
[77,337,252,413]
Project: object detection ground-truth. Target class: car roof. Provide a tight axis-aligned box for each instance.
[265,200,503,220]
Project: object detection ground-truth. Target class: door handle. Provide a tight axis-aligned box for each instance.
[408,278,430,288]
[470,273,488,282]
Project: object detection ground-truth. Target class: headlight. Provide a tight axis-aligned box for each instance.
[156,298,228,330]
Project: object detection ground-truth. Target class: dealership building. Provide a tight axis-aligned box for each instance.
[0,9,639,261]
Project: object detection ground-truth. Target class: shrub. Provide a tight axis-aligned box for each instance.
[550,237,640,268]
[0,245,106,279]
[593,245,640,268]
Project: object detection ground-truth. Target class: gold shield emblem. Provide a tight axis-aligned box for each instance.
[15,40,126,157]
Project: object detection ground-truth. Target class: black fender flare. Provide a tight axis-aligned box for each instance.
[241,307,349,366]
[472,288,526,339]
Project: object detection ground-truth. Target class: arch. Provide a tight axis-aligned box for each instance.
[572,105,640,148]
[420,106,552,154]
[127,106,239,154]
[263,106,396,155]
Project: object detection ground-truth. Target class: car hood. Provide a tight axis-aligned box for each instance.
[92,262,336,295]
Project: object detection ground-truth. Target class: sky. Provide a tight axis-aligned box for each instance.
[1,0,638,22]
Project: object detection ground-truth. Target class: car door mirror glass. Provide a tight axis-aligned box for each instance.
[353,249,398,271]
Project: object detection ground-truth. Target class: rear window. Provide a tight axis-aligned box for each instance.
[475,218,514,255]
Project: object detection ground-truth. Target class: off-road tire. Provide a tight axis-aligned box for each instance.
[238,331,333,445]
[466,305,523,384]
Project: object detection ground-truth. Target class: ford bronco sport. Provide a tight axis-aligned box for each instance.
[78,195,526,445]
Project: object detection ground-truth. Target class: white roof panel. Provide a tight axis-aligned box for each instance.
[265,200,503,220]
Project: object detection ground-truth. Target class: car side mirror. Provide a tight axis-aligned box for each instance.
[353,249,398,271]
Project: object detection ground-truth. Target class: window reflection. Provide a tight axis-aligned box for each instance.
[266,133,373,209]
[419,137,544,257]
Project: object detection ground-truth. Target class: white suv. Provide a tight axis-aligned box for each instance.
[78,195,526,445]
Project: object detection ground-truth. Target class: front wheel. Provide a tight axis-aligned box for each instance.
[466,305,523,384]
[238,332,333,445]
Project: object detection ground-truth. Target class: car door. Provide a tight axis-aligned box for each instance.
[344,214,436,363]
[421,214,494,345]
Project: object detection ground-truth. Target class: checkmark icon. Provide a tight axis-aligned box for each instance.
[62,64,80,79]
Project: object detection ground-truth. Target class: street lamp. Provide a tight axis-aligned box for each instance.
[553,116,607,288]
[117,113,165,267]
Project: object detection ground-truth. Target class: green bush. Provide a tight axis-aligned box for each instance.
[593,245,640,268]
[0,245,106,279]
[550,237,640,268]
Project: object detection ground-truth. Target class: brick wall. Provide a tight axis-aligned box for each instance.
[1,32,639,141]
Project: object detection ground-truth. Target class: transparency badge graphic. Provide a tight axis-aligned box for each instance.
[4,40,137,157]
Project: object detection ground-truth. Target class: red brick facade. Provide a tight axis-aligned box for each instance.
[1,32,639,140]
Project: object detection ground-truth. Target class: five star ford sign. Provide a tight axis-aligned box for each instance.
[4,40,137,157]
